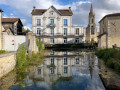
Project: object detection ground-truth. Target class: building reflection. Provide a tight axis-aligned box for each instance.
[28,51,95,86]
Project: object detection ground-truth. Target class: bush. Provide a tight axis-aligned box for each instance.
[96,48,120,73]
[16,44,27,70]
[36,39,45,52]
[0,50,7,54]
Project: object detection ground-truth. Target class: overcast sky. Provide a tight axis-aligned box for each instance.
[0,0,120,31]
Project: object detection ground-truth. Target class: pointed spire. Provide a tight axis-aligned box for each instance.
[89,0,94,15]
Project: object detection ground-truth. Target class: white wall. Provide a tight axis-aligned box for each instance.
[3,35,28,51]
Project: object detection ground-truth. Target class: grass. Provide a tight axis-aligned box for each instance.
[0,50,7,54]
[95,48,120,73]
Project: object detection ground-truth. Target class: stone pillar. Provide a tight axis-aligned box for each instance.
[0,9,3,50]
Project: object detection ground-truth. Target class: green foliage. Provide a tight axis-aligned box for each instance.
[96,48,120,73]
[36,39,45,52]
[0,50,7,54]
[16,44,27,70]
[22,27,30,33]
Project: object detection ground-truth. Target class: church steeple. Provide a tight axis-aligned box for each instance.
[89,1,94,16]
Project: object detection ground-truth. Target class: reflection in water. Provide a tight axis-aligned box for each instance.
[10,50,105,90]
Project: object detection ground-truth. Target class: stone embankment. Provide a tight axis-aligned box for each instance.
[0,52,16,78]
[98,59,120,90]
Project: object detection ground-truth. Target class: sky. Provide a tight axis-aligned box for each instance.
[0,0,120,31]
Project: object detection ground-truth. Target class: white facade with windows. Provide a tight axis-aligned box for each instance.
[31,6,86,44]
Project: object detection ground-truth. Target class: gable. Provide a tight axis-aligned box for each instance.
[31,6,73,16]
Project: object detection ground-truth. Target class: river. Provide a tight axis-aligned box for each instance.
[0,50,106,90]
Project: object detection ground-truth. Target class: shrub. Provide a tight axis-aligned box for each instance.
[96,48,120,73]
[16,44,27,70]
[0,50,7,54]
[36,39,45,52]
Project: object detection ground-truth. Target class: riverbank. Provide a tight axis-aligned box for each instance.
[99,59,120,90]
[96,48,120,89]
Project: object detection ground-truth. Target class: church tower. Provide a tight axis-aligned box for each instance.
[86,2,98,42]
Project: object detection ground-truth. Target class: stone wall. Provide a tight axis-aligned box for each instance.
[0,52,16,78]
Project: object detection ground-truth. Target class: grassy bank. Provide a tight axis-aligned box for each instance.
[96,48,120,73]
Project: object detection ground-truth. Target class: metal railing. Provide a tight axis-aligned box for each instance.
[34,33,84,38]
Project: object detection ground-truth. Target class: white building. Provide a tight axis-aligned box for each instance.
[31,6,86,44]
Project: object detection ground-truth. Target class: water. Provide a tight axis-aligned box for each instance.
[2,50,106,90]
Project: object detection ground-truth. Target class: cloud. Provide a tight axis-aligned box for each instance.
[0,0,120,31]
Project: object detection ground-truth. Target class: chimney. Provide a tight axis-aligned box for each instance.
[33,6,36,11]
[69,7,71,12]
[0,9,3,50]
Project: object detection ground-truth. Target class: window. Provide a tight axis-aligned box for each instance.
[75,38,79,43]
[64,67,68,73]
[37,28,41,35]
[50,19,54,25]
[50,67,54,74]
[50,28,54,35]
[91,26,94,34]
[92,18,94,23]
[64,51,67,55]
[64,19,68,26]
[50,38,54,44]
[64,38,67,44]
[76,28,79,35]
[76,58,79,64]
[37,19,41,26]
[51,58,54,65]
[37,68,41,75]
[64,57,67,65]
[64,28,67,35]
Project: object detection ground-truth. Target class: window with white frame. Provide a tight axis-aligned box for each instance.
[64,57,67,65]
[51,58,54,65]
[76,58,79,64]
[64,67,68,73]
[50,38,54,44]
[50,19,54,25]
[50,67,54,74]
[64,38,67,44]
[64,19,68,26]
[36,19,41,26]
[37,28,41,35]
[64,28,67,35]
[50,28,54,35]
[76,28,79,35]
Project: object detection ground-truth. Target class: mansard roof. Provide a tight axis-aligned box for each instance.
[31,6,73,16]
[99,13,120,23]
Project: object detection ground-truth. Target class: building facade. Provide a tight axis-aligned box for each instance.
[86,4,97,42]
[31,6,86,44]
[2,18,23,35]
[98,13,120,48]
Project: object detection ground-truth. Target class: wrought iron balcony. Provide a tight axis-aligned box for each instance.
[47,23,56,28]
[34,33,84,38]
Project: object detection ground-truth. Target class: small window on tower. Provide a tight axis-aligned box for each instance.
[91,26,94,34]
[92,19,94,23]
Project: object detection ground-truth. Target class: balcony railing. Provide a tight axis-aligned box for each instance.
[34,33,84,38]
[47,23,56,28]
